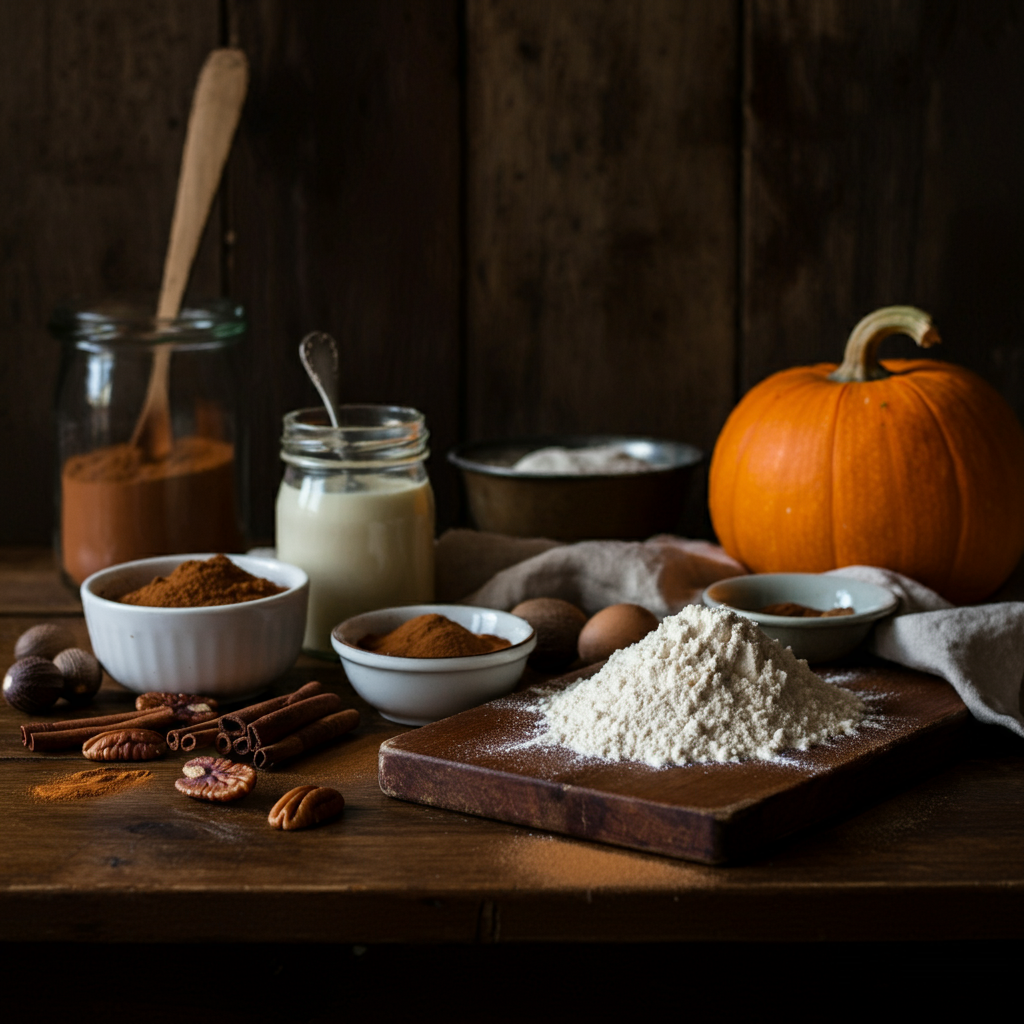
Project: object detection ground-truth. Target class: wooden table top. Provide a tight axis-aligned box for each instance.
[2,546,1022,944]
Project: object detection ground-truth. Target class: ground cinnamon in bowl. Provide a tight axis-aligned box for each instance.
[760,602,855,618]
[119,553,285,608]
[357,613,512,658]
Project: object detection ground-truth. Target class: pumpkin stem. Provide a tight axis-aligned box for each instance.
[828,306,941,382]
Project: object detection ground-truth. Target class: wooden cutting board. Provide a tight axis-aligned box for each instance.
[378,664,972,864]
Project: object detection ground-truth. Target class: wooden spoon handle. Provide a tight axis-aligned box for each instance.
[158,47,248,319]
[131,49,248,458]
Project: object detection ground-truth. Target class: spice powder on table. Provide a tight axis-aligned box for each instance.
[30,767,154,802]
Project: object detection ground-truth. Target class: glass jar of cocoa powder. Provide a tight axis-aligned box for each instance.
[52,299,247,587]
[276,406,435,657]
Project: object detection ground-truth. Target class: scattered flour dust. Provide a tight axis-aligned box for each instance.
[537,605,865,767]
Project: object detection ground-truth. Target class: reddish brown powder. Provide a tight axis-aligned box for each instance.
[61,436,243,586]
[358,613,512,658]
[119,553,284,608]
[30,767,153,802]
[760,602,855,618]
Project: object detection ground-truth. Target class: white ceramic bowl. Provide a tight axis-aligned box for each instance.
[81,553,309,697]
[702,572,899,663]
[331,604,537,726]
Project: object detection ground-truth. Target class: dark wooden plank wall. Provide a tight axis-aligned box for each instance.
[225,0,461,535]
[744,0,1024,418]
[0,0,221,543]
[1,0,1022,545]
[465,0,738,453]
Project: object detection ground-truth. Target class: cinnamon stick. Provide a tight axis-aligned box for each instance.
[215,732,233,756]
[179,726,221,752]
[22,708,159,745]
[233,734,251,755]
[247,693,343,749]
[166,715,229,751]
[171,683,325,750]
[27,707,178,752]
[252,709,360,769]
[218,681,324,735]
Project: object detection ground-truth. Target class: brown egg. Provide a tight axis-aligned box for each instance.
[577,603,659,664]
[511,597,588,670]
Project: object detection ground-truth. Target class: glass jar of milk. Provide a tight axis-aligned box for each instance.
[276,405,435,656]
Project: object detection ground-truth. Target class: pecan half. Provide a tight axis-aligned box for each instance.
[83,728,168,761]
[175,757,256,802]
[268,785,345,831]
[135,692,219,724]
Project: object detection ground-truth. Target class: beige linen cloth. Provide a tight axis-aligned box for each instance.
[436,530,1024,738]
[435,529,746,616]
[826,566,1024,738]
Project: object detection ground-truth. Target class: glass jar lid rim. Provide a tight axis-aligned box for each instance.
[281,406,429,468]
[50,298,245,346]
[283,405,427,433]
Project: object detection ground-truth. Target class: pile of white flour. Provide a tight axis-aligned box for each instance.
[537,605,865,766]
[512,445,654,475]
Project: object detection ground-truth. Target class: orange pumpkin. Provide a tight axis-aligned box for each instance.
[708,306,1024,603]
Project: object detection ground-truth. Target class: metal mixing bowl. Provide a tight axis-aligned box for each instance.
[448,434,703,541]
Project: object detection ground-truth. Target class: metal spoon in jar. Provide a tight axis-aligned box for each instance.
[299,331,341,428]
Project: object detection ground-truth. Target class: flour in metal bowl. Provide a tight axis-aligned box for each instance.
[511,444,655,474]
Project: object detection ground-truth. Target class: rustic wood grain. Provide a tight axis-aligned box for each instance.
[0,1,222,544]
[465,0,738,458]
[4,2,1024,549]
[226,0,462,536]
[743,0,1024,417]
[0,0,1023,941]
[0,549,80,615]
[2,552,1023,942]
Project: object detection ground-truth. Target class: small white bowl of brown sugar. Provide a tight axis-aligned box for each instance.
[331,605,536,725]
[81,553,309,697]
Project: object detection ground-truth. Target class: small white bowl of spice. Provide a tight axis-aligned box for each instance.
[331,604,536,725]
[702,572,898,663]
[81,553,309,697]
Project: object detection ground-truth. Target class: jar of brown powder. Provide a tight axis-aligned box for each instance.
[53,299,247,586]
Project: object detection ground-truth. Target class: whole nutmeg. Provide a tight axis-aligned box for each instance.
[3,657,65,714]
[54,648,103,706]
[577,603,660,665]
[511,597,588,671]
[14,623,76,661]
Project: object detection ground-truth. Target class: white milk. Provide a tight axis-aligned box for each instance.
[276,473,435,654]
